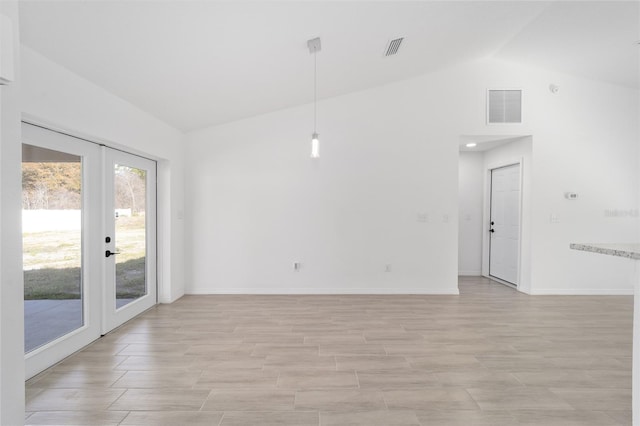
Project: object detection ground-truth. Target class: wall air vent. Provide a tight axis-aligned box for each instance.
[385,38,404,56]
[487,89,522,124]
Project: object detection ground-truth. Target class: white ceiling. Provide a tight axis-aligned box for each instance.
[18,1,639,132]
[497,1,639,90]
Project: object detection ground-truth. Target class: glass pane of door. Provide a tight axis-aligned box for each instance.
[22,144,84,352]
[114,165,147,308]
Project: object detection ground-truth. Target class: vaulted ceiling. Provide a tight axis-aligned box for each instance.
[19,1,639,132]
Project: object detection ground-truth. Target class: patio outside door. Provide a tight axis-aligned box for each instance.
[23,123,157,378]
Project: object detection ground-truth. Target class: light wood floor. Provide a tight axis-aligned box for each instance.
[25,277,632,425]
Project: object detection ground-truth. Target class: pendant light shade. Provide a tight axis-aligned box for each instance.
[311,132,320,158]
[308,37,321,158]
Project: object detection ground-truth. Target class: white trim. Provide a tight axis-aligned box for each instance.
[186,287,461,295]
[633,269,640,425]
[21,113,161,162]
[458,270,482,276]
[0,14,15,85]
[528,288,634,296]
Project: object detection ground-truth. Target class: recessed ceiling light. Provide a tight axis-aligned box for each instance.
[465,143,477,148]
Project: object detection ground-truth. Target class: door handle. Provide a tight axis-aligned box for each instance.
[489,229,495,233]
[105,250,120,258]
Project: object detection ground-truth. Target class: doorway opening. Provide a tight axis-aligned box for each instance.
[457,135,532,292]
[22,122,157,378]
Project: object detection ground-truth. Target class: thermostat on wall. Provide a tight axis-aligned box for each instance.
[564,192,578,200]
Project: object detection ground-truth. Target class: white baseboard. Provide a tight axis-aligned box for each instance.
[528,288,633,296]
[458,271,482,276]
[186,286,631,296]
[186,287,460,295]
[159,292,184,304]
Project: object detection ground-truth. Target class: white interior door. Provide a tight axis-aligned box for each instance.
[489,163,521,285]
[103,148,157,333]
[22,123,102,378]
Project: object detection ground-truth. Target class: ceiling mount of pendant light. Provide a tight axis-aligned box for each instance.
[308,37,321,158]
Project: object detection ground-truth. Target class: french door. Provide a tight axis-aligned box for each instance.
[23,123,102,377]
[22,123,157,378]
[102,148,156,333]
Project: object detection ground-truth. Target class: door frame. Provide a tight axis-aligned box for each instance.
[481,157,524,289]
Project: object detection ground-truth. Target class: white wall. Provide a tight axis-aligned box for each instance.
[186,72,462,294]
[525,68,639,294]
[20,46,186,302]
[0,2,25,424]
[186,57,638,296]
[458,58,638,295]
[458,151,484,275]
[483,137,533,292]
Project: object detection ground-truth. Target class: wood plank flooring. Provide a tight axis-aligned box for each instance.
[25,277,633,425]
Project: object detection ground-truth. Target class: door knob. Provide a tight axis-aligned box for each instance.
[489,229,495,233]
[105,250,120,258]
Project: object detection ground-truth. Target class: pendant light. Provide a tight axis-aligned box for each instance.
[307,37,321,158]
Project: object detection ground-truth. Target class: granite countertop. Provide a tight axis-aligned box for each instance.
[570,243,640,260]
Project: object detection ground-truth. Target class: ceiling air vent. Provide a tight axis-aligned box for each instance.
[385,38,404,56]
[487,89,522,124]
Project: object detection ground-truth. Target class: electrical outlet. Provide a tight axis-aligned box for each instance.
[442,214,449,223]
[417,213,429,223]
